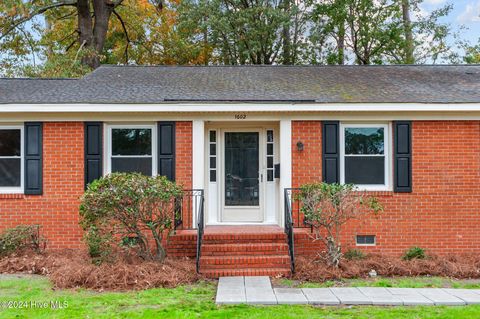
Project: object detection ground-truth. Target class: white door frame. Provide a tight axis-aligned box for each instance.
[204,122,281,226]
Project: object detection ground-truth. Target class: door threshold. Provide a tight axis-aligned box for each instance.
[206,222,281,226]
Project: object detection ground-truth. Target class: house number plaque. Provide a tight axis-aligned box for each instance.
[234,113,247,119]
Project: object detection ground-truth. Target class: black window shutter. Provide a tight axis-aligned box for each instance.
[322,121,340,184]
[84,122,103,188]
[394,121,412,193]
[158,122,176,181]
[24,122,43,195]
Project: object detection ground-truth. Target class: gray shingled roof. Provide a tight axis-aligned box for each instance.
[1,65,479,104]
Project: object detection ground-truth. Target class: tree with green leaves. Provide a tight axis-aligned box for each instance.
[309,0,455,65]
[178,0,311,65]
[462,40,480,64]
[0,0,210,77]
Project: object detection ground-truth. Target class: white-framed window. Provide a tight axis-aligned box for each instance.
[340,123,391,191]
[105,124,157,176]
[0,125,24,194]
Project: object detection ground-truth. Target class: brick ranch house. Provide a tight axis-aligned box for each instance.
[0,65,479,277]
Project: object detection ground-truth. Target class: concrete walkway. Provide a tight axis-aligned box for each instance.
[215,276,480,306]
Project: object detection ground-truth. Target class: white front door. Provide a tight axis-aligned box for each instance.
[220,129,264,222]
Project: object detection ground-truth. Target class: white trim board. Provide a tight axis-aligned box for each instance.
[2,111,480,122]
[1,103,480,113]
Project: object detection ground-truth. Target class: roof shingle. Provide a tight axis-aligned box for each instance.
[0,65,479,104]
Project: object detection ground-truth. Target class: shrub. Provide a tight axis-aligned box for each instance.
[84,226,113,265]
[298,182,382,267]
[0,225,45,256]
[80,173,183,263]
[403,246,427,260]
[344,249,366,260]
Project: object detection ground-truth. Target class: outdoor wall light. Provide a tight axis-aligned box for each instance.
[296,141,304,152]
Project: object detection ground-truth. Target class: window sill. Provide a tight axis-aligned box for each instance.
[353,189,393,197]
[0,193,25,199]
[362,190,394,197]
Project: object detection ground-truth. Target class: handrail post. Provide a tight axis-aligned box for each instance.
[196,189,205,274]
[284,188,295,274]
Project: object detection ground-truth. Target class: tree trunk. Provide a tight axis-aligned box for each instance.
[281,0,292,64]
[401,0,415,64]
[337,22,345,65]
[77,0,95,67]
[77,0,116,69]
[92,0,114,57]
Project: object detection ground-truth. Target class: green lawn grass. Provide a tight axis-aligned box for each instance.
[0,276,480,319]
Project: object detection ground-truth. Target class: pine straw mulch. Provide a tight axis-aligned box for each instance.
[294,254,480,282]
[0,250,200,291]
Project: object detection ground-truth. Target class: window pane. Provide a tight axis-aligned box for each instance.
[0,130,21,156]
[210,156,216,169]
[267,143,273,156]
[267,170,274,181]
[209,131,216,143]
[357,235,375,245]
[345,127,384,155]
[112,129,151,155]
[209,144,216,156]
[267,130,273,143]
[112,157,152,175]
[0,158,21,187]
[225,132,259,206]
[210,170,216,182]
[267,156,273,168]
[345,156,384,185]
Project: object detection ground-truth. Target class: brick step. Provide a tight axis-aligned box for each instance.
[201,243,288,256]
[203,233,286,242]
[200,263,290,270]
[201,268,291,278]
[200,255,290,267]
[169,235,196,242]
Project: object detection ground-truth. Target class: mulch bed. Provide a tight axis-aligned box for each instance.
[0,250,200,291]
[294,254,480,282]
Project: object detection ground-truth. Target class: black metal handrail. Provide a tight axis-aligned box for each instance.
[284,187,313,274]
[284,188,296,273]
[195,190,205,273]
[171,189,205,273]
[174,189,204,231]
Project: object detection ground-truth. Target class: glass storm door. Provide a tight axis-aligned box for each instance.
[221,130,263,222]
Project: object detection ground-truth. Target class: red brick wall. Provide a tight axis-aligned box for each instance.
[0,121,195,250]
[292,120,480,256]
[292,121,322,188]
[0,122,85,249]
[175,121,193,190]
[175,121,194,229]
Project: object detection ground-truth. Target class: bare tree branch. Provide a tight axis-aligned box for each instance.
[113,9,130,64]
